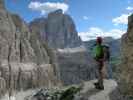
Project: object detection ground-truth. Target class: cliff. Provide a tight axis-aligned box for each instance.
[120,14,133,96]
[0,0,60,96]
[56,46,98,85]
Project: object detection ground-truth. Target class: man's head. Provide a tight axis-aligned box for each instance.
[96,37,102,44]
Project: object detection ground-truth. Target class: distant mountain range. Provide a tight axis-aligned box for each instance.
[83,37,121,58]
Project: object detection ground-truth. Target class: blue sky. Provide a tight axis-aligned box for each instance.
[5,0,133,41]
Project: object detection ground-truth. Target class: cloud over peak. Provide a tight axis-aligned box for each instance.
[126,6,133,11]
[112,5,133,26]
[112,14,131,25]
[78,27,125,41]
[28,1,69,15]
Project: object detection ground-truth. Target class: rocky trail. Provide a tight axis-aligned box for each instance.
[80,79,117,100]
[1,79,117,100]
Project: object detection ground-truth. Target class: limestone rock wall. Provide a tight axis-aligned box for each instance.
[120,14,133,96]
[0,0,60,96]
[56,47,97,85]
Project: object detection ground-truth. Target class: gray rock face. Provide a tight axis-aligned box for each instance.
[0,0,60,95]
[29,9,82,49]
[1,63,58,91]
[0,76,6,97]
[120,14,133,96]
[56,47,97,85]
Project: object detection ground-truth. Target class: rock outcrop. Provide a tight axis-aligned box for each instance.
[0,0,59,96]
[120,14,133,96]
[29,9,82,49]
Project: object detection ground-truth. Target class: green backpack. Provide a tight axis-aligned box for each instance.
[93,45,104,60]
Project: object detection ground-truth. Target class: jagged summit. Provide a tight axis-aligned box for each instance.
[29,9,82,48]
[51,9,63,14]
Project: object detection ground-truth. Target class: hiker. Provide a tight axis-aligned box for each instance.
[93,37,105,90]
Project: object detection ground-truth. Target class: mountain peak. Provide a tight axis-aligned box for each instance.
[29,10,82,48]
[48,9,63,16]
[53,9,63,14]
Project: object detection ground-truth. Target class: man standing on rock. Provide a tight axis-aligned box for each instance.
[93,37,105,90]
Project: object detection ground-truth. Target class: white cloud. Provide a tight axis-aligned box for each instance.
[112,14,130,25]
[126,6,133,11]
[89,27,103,33]
[78,27,126,41]
[83,16,89,20]
[28,1,69,15]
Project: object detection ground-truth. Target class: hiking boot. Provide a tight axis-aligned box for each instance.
[94,82,99,86]
[94,83,104,90]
